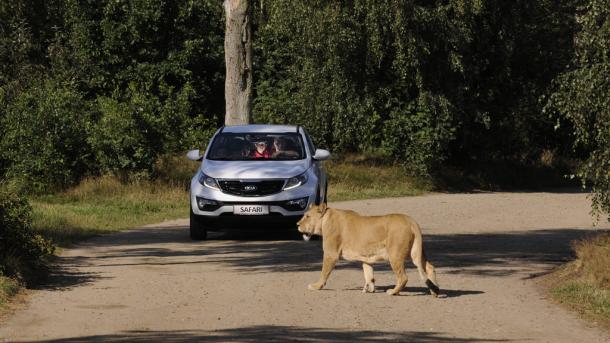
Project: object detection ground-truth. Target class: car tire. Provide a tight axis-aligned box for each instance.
[189,208,208,240]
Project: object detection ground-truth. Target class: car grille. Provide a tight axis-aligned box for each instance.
[218,180,286,196]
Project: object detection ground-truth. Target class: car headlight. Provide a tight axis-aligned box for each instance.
[198,172,220,190]
[196,197,221,211]
[283,172,308,190]
[282,197,309,211]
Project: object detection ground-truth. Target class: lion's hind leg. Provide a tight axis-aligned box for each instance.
[412,253,440,297]
[424,260,440,297]
[362,263,375,293]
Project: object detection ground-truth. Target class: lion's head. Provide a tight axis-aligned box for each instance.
[297,203,328,240]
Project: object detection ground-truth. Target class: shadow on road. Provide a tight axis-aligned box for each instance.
[34,222,607,295]
[20,325,510,342]
[426,229,607,277]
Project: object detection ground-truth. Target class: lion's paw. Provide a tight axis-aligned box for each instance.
[308,282,324,291]
[386,289,400,296]
[362,283,375,293]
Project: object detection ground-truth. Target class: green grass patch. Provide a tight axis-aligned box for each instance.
[31,156,429,247]
[326,156,431,201]
[0,276,20,307]
[546,233,610,330]
[551,281,610,329]
[32,176,189,247]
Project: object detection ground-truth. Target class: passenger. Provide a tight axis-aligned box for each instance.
[250,140,272,159]
[272,137,299,158]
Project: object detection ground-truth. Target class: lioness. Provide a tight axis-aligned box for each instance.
[297,204,440,296]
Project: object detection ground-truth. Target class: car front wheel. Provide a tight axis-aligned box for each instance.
[189,208,208,240]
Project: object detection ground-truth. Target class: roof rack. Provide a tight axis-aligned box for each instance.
[218,126,225,134]
[296,125,301,133]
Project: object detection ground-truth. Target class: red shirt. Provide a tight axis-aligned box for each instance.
[251,147,274,158]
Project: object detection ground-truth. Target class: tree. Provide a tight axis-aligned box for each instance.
[547,0,610,221]
[224,0,252,125]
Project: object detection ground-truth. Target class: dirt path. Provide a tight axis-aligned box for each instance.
[1,191,609,342]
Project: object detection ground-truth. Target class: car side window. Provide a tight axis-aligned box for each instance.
[302,128,316,157]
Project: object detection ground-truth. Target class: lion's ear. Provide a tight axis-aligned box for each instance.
[319,203,327,214]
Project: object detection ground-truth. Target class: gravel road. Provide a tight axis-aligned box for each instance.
[1,191,609,342]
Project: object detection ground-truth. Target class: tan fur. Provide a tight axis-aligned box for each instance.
[297,204,439,296]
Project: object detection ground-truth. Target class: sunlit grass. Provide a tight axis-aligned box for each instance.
[326,157,431,201]
[31,155,428,247]
[552,281,610,330]
[547,233,610,330]
[32,176,189,247]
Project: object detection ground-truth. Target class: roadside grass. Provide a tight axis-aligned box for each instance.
[30,154,429,247]
[545,232,610,330]
[326,156,431,201]
[32,175,189,247]
[0,276,20,307]
[31,153,574,248]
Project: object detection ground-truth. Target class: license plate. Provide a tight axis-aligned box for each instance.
[233,205,269,215]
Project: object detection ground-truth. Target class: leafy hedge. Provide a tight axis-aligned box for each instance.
[547,0,610,220]
[0,187,54,284]
[0,79,92,192]
[0,0,601,193]
[0,0,223,191]
[252,0,578,175]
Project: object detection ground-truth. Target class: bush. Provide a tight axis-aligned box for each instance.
[0,79,93,192]
[547,0,610,221]
[0,187,54,284]
[90,82,215,177]
[381,95,455,175]
[252,0,575,175]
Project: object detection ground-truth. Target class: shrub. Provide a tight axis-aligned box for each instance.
[547,0,610,221]
[90,82,214,177]
[0,79,93,192]
[0,187,54,284]
[381,95,455,176]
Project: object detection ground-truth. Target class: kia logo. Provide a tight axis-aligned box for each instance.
[244,185,257,191]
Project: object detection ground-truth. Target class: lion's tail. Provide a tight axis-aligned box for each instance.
[411,223,440,297]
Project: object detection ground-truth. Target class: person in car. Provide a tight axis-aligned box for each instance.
[272,137,299,158]
[251,140,273,158]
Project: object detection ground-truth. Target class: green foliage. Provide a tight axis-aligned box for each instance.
[0,0,594,188]
[382,96,455,175]
[0,276,20,306]
[0,79,92,192]
[89,82,203,177]
[0,186,54,284]
[0,0,224,190]
[547,0,610,220]
[253,0,578,175]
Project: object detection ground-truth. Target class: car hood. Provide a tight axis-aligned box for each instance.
[201,159,310,179]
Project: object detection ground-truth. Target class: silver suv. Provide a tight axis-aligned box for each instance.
[187,124,330,240]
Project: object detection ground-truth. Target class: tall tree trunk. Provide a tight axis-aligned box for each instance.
[224,0,252,125]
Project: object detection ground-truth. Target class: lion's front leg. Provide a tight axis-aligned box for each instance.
[309,254,338,290]
[362,263,375,293]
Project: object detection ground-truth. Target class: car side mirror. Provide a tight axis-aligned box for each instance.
[186,149,202,161]
[313,149,330,161]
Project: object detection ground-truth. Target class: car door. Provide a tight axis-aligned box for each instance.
[302,128,327,204]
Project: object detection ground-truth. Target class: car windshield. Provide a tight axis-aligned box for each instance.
[207,133,306,161]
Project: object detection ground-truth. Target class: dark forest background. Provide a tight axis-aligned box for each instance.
[0,0,608,214]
